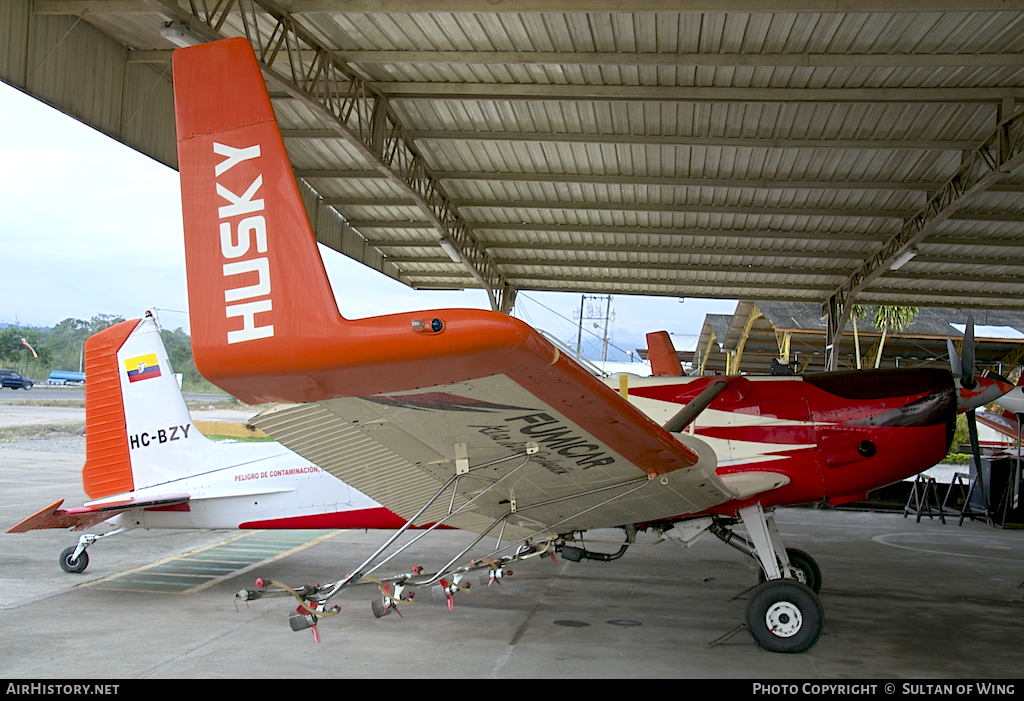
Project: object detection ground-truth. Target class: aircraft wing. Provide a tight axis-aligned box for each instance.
[975,409,1018,441]
[8,494,190,533]
[172,37,736,543]
[254,373,735,541]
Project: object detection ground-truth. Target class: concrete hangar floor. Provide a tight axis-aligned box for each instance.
[1,434,1022,679]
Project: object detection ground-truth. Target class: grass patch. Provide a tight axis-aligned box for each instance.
[0,422,84,440]
[0,398,85,408]
[184,399,251,410]
[204,434,276,442]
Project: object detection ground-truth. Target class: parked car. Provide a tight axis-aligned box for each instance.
[0,369,33,390]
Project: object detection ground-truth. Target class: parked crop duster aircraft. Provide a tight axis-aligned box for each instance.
[100,36,1017,653]
[8,312,411,571]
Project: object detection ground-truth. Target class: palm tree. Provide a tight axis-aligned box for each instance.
[851,305,868,369]
[872,306,919,369]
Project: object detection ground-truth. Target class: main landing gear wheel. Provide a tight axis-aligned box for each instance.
[758,548,822,594]
[745,580,823,653]
[59,546,89,574]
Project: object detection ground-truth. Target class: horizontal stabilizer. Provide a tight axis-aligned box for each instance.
[8,494,190,533]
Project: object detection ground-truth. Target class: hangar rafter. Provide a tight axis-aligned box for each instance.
[825,106,1024,369]
[11,1,1024,324]
[143,0,514,312]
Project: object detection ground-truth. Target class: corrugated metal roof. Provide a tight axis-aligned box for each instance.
[10,1,1024,312]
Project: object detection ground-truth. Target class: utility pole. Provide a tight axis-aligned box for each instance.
[601,295,612,362]
[575,295,585,358]
[574,294,614,362]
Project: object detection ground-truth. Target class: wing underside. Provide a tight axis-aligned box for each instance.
[975,410,1018,440]
[253,374,735,540]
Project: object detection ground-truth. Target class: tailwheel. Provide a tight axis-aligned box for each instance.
[758,548,822,594]
[59,546,89,574]
[745,580,823,654]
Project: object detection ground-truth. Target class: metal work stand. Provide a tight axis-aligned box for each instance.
[943,472,971,517]
[904,474,946,523]
[958,471,992,526]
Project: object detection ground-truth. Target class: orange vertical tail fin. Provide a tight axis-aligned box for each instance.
[170,39,706,479]
[174,38,341,388]
[82,320,138,498]
[172,38,544,405]
[646,331,684,377]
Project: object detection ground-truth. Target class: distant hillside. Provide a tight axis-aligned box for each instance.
[0,315,211,391]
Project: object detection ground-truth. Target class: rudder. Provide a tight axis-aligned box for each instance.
[173,38,341,390]
[83,313,217,498]
[82,320,137,498]
[646,331,684,377]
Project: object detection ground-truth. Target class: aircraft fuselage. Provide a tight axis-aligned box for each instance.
[621,367,956,514]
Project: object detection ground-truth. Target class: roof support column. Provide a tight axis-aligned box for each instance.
[776,330,791,365]
[733,304,763,375]
[824,295,842,372]
[698,332,716,376]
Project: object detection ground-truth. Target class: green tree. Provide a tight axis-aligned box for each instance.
[43,315,126,372]
[950,413,970,455]
[88,314,125,334]
[850,304,868,369]
[0,326,26,365]
[160,327,204,385]
[872,306,919,368]
[0,326,49,370]
[44,318,91,372]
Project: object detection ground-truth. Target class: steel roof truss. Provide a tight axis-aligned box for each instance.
[144,0,514,312]
[827,106,1024,367]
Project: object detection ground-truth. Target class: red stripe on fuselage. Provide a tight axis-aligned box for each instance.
[239,507,449,530]
[694,425,816,444]
[630,377,812,422]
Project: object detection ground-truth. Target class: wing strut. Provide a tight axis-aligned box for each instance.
[343,450,535,592]
[237,448,656,631]
[663,377,748,433]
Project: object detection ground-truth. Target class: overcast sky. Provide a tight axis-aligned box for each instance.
[0,81,736,361]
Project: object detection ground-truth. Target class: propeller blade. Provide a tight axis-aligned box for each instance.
[967,408,992,524]
[947,336,961,377]
[1015,414,1022,511]
[961,312,977,390]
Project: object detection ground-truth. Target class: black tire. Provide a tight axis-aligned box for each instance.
[758,547,822,594]
[22,382,32,391]
[745,580,823,653]
[59,546,89,574]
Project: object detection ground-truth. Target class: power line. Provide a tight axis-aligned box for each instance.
[516,293,634,358]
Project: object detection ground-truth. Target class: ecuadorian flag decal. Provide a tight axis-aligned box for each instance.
[124,353,162,383]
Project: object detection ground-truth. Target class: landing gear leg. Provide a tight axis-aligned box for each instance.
[712,506,822,593]
[758,548,822,594]
[738,504,785,580]
[58,526,129,574]
[735,504,824,653]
